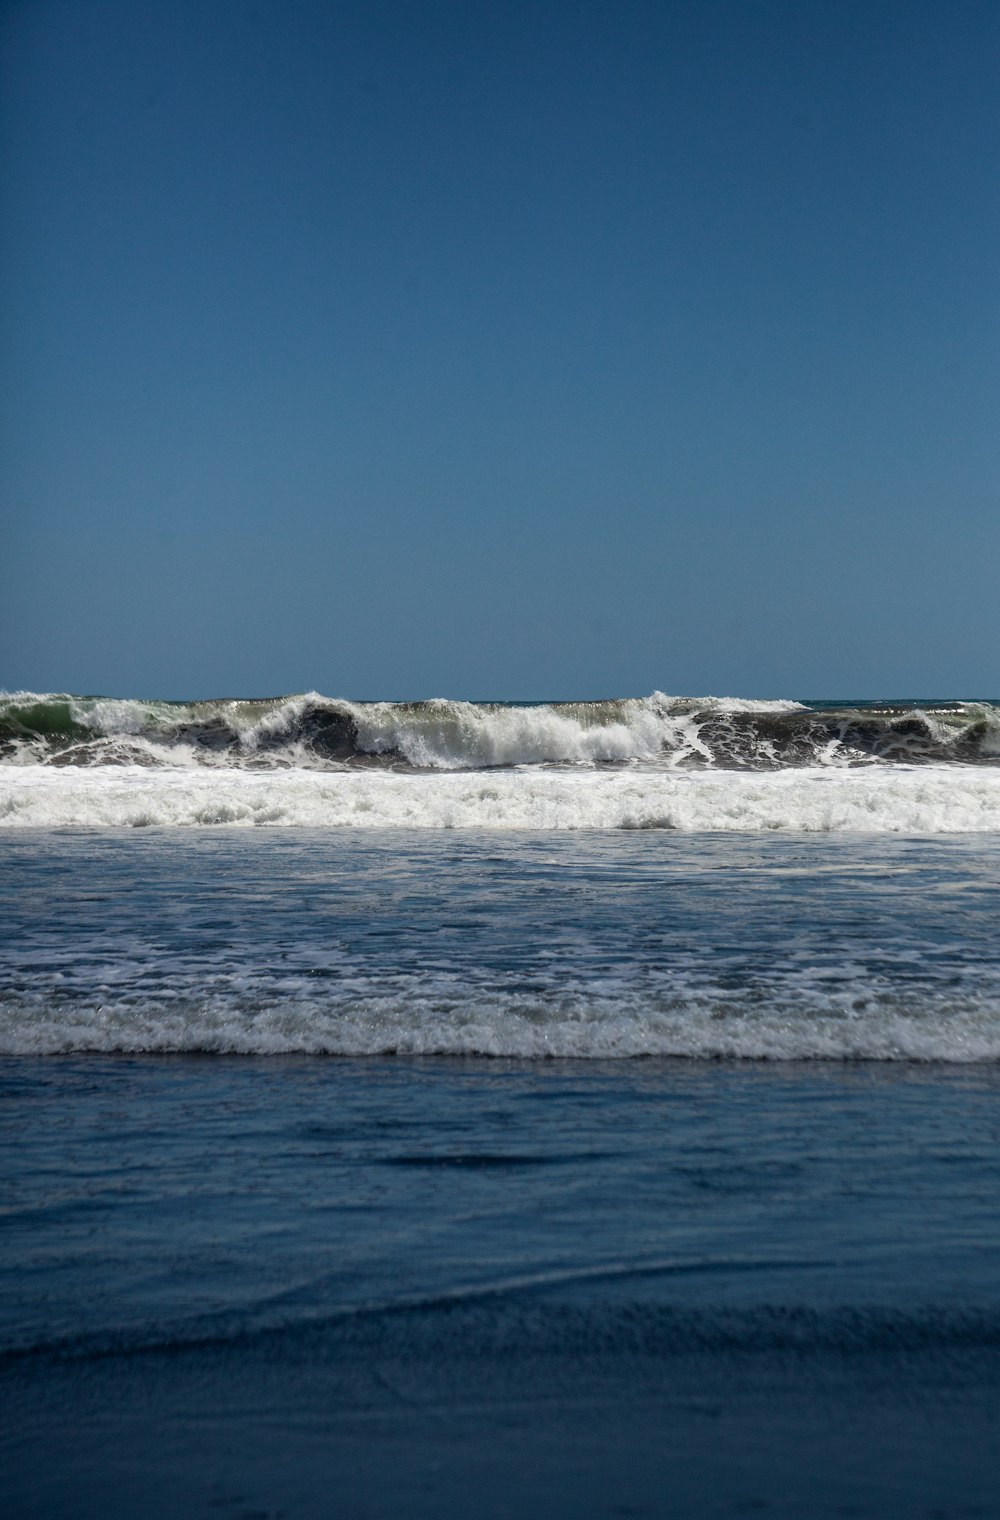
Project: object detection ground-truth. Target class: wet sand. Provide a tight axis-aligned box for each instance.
[6,1310,1000,1518]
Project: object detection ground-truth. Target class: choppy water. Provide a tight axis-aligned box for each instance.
[5,689,1000,770]
[2,829,999,1060]
[4,690,1000,834]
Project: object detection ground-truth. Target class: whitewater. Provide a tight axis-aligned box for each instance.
[5,759,1000,831]
[3,689,1000,832]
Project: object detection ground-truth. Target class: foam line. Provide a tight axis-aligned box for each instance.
[3,762,1000,832]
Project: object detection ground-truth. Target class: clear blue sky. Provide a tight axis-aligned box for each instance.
[2,0,997,699]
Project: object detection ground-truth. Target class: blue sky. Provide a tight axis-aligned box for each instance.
[2,0,997,699]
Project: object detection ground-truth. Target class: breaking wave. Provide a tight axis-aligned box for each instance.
[3,690,1000,771]
[3,763,1000,831]
[3,690,999,832]
[4,978,1000,1059]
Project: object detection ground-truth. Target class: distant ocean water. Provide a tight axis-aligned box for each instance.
[3,691,1000,1515]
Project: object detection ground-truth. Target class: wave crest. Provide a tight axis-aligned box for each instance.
[2,690,999,771]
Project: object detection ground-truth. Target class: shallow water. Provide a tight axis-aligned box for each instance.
[4,1054,1000,1359]
[4,1052,1000,1518]
[2,829,999,1057]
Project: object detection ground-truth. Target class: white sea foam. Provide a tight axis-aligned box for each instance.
[2,762,1000,831]
[6,691,1000,770]
[337,692,811,769]
[3,983,999,1059]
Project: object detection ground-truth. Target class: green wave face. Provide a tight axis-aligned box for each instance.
[0,697,88,740]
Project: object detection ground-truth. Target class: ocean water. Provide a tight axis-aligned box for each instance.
[3,827,1000,1061]
[3,690,1000,833]
[2,692,1000,1517]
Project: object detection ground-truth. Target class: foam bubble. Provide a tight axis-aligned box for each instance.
[2,762,1000,832]
[3,982,999,1059]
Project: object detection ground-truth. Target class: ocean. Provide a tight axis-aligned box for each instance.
[2,690,1000,1517]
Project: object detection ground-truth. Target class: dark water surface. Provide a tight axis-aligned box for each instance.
[4,1056,1000,1356]
[4,1055,1000,1519]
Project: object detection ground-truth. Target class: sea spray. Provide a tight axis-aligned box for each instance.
[3,690,1000,770]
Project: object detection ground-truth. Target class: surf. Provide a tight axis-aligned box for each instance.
[2,690,999,771]
[3,760,1000,831]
